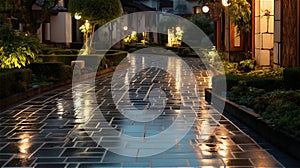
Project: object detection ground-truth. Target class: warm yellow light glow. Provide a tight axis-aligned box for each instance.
[202,5,210,13]
[222,0,231,7]
[85,20,90,30]
[131,31,137,36]
[19,134,31,155]
[75,13,82,20]
[175,59,182,91]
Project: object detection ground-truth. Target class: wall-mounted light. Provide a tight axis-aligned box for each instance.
[123,26,128,31]
[202,5,210,13]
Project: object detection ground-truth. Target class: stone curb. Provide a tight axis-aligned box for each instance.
[205,88,300,161]
[0,67,116,110]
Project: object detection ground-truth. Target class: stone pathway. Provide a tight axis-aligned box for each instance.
[0,55,297,167]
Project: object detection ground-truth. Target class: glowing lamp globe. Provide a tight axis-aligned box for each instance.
[202,5,209,13]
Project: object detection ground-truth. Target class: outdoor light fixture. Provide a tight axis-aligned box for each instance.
[123,26,128,31]
[74,13,81,20]
[202,5,210,13]
[222,0,231,7]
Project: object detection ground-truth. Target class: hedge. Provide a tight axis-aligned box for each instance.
[41,48,79,55]
[28,62,72,82]
[283,67,300,90]
[0,69,32,98]
[37,50,128,67]
[213,74,284,93]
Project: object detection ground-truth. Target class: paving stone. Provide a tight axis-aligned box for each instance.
[4,158,35,167]
[33,148,64,157]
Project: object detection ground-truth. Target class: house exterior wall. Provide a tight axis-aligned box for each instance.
[273,0,281,67]
[281,0,299,67]
[254,0,274,66]
[140,0,159,10]
[50,12,72,43]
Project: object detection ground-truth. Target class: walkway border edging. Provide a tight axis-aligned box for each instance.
[205,88,300,161]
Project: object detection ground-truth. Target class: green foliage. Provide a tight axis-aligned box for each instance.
[0,24,41,69]
[228,80,265,107]
[28,62,72,82]
[213,74,284,93]
[222,61,239,74]
[1,0,59,34]
[68,0,122,25]
[0,69,32,98]
[228,0,252,34]
[283,67,300,90]
[247,68,284,79]
[229,51,252,62]
[227,83,300,137]
[238,59,256,72]
[190,14,214,37]
[124,31,138,43]
[41,48,79,55]
[252,90,300,137]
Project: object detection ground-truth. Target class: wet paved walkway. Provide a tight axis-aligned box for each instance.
[0,55,297,167]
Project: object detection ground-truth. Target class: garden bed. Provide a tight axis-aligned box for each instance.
[205,88,300,161]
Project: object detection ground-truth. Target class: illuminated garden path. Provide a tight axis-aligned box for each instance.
[0,56,298,167]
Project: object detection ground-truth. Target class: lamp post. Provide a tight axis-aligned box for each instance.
[222,0,231,60]
[74,13,82,42]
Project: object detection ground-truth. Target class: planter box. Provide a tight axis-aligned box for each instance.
[205,88,300,161]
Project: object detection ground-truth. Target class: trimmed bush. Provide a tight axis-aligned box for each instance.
[0,69,32,98]
[41,48,79,55]
[283,67,300,90]
[124,44,148,53]
[37,55,78,65]
[213,74,284,92]
[28,62,72,82]
[37,50,128,66]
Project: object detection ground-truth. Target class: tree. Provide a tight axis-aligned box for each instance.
[68,0,122,54]
[228,0,251,34]
[190,14,214,42]
[0,0,59,34]
[0,23,41,69]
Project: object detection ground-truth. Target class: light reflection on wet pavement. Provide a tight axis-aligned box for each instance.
[0,55,296,167]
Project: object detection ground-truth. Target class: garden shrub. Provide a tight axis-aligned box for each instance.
[0,24,41,69]
[227,80,265,107]
[28,62,72,82]
[70,42,84,49]
[229,51,252,62]
[283,67,300,90]
[226,80,300,137]
[238,59,256,72]
[37,55,78,65]
[253,90,300,137]
[37,50,127,67]
[213,74,284,92]
[124,43,148,53]
[46,49,79,55]
[0,69,32,98]
[177,47,191,56]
